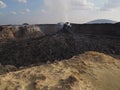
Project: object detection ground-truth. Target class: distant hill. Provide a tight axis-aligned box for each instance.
[87,19,117,24]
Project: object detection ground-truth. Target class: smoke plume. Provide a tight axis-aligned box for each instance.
[43,0,70,22]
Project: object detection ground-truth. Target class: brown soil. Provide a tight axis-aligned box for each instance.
[0,51,120,90]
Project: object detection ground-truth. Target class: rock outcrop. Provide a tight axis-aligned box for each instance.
[0,25,45,40]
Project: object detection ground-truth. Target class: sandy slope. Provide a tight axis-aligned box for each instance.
[0,51,120,90]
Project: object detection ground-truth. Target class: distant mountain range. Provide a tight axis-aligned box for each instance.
[87,19,117,24]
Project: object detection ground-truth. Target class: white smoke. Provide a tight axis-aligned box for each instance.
[42,0,98,23]
[43,0,70,22]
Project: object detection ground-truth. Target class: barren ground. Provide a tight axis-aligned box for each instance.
[0,51,120,90]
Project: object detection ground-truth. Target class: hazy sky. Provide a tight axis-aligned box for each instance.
[0,0,120,24]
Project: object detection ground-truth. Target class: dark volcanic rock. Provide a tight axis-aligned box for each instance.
[0,24,120,67]
[0,31,120,67]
